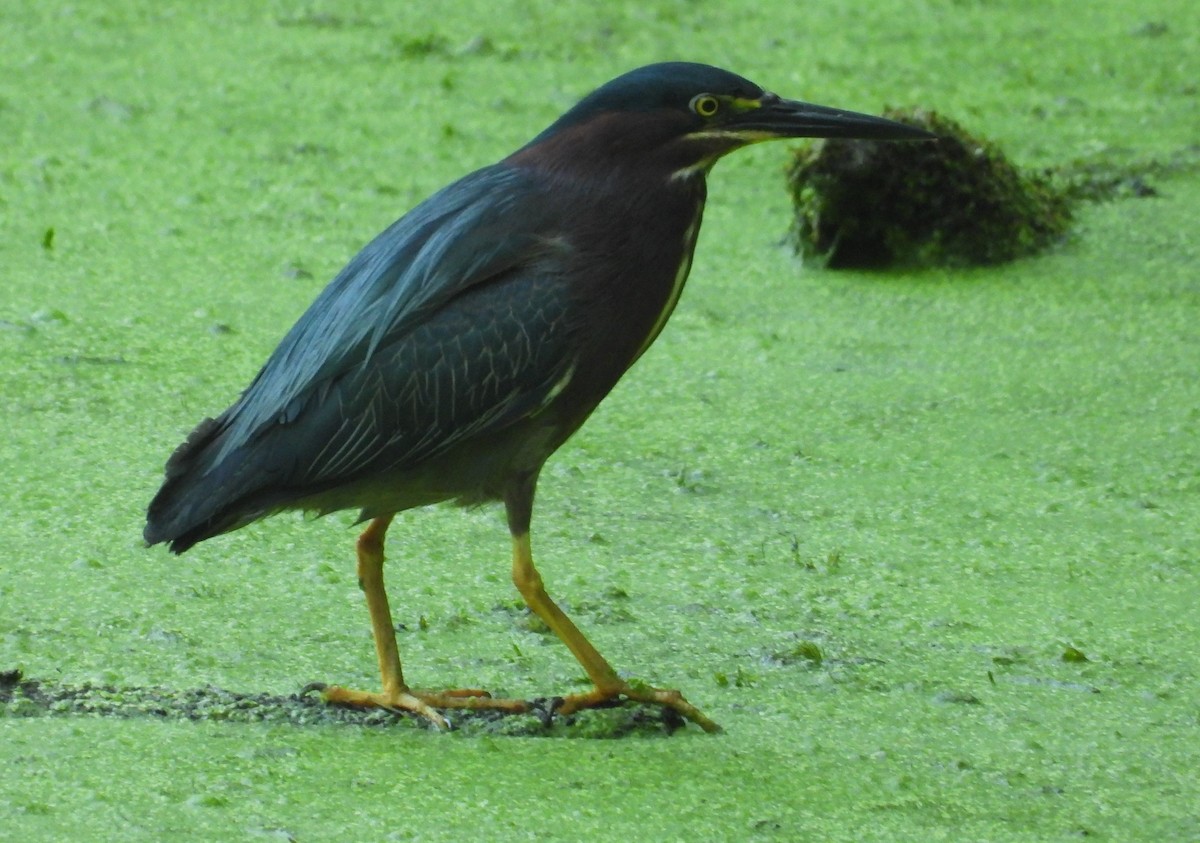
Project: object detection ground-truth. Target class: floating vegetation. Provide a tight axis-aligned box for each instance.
[788,109,1200,270]
[786,108,1072,268]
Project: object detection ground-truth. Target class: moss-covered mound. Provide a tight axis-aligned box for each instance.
[786,108,1072,268]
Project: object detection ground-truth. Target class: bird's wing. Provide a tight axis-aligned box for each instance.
[268,265,576,487]
[219,164,558,459]
[149,164,577,543]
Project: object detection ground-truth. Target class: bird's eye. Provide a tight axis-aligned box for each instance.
[690,94,721,118]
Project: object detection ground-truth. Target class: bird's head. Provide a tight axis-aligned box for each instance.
[509,62,934,179]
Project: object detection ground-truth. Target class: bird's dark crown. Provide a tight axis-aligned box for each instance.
[513,62,781,178]
[560,63,762,122]
[528,62,767,145]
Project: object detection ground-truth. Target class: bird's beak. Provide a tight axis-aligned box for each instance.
[733,94,936,141]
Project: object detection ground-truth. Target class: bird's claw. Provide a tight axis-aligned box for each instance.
[312,683,453,730]
[535,683,721,733]
[312,682,530,730]
[528,696,557,728]
[299,681,328,698]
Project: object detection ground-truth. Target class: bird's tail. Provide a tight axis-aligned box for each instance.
[144,415,275,553]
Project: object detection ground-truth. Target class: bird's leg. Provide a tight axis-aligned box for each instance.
[317,514,529,727]
[506,481,721,733]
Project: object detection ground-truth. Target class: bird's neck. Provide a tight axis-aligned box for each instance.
[505,114,718,199]
[505,122,712,376]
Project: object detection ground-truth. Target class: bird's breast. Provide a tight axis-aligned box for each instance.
[629,200,704,363]
[520,167,707,408]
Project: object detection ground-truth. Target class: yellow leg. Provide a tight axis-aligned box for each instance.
[511,531,721,733]
[319,515,529,728]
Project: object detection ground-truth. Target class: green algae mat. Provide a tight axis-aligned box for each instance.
[3,1,1198,840]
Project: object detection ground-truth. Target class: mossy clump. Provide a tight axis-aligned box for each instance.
[786,108,1073,268]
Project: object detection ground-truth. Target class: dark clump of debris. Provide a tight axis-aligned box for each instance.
[0,668,685,738]
[786,108,1073,269]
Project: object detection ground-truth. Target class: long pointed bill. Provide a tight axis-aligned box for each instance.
[736,95,936,141]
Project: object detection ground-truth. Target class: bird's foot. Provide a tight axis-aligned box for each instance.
[551,681,722,733]
[303,682,530,730]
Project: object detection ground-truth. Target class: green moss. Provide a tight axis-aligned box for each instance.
[772,640,824,666]
[786,109,1073,268]
[1061,646,1090,663]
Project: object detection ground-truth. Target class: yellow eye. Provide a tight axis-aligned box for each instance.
[690,94,720,118]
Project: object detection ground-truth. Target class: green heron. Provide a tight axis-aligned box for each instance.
[146,62,932,732]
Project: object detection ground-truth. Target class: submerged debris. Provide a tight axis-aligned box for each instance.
[0,668,687,738]
[1050,146,1200,203]
[786,108,1073,268]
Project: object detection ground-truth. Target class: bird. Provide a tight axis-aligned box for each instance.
[145,62,933,732]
